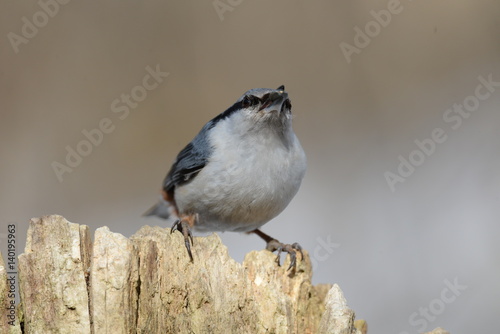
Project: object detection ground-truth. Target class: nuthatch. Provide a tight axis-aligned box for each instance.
[146,85,307,269]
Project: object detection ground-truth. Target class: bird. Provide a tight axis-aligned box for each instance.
[145,85,307,269]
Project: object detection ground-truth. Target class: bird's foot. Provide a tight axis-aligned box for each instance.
[251,229,303,271]
[267,240,303,271]
[171,214,196,262]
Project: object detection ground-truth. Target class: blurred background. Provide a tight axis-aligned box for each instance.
[1,0,499,332]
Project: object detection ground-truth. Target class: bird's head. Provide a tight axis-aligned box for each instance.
[234,85,292,128]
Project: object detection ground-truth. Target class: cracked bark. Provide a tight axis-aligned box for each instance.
[1,215,451,333]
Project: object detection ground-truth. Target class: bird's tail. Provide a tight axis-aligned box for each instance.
[143,198,171,219]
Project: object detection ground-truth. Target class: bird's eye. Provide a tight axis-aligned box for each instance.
[283,99,292,112]
[242,95,258,108]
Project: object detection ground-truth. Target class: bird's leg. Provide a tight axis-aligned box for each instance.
[171,214,197,262]
[250,229,303,270]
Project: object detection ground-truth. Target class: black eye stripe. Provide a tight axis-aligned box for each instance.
[242,95,259,108]
[281,99,292,113]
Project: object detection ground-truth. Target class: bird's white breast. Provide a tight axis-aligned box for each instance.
[174,113,307,232]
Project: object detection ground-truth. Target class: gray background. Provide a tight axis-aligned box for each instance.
[1,1,499,333]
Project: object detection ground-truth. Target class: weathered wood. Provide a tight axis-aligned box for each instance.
[131,225,335,334]
[17,216,92,333]
[424,328,450,334]
[1,215,451,333]
[318,284,355,334]
[90,227,139,334]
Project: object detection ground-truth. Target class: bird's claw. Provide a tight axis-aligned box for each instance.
[250,229,303,271]
[268,239,303,271]
[171,219,194,262]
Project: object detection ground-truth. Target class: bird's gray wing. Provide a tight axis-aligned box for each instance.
[163,130,212,194]
[162,99,244,194]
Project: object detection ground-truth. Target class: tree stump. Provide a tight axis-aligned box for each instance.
[0,215,451,333]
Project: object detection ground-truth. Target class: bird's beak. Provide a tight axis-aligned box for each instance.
[258,91,288,112]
